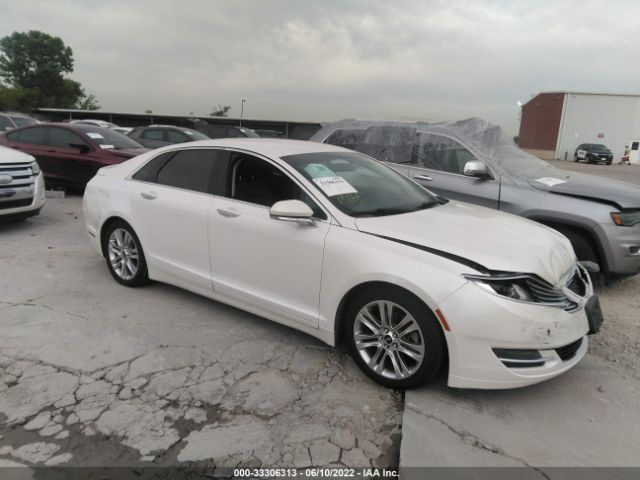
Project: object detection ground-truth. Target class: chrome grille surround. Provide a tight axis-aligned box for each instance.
[0,161,36,208]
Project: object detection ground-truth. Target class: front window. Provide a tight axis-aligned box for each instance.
[77,126,143,150]
[282,151,443,217]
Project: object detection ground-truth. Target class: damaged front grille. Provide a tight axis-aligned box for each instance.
[525,265,590,314]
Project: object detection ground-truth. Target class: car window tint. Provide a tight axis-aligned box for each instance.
[49,128,87,149]
[6,130,21,141]
[142,129,165,141]
[155,149,215,193]
[167,130,189,143]
[0,116,13,129]
[132,151,175,182]
[417,134,476,174]
[17,127,47,145]
[227,153,326,219]
[325,126,417,165]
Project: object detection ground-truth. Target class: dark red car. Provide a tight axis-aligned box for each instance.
[0,123,148,188]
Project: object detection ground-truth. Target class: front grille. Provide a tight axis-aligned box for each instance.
[555,338,583,361]
[524,265,590,314]
[525,276,579,312]
[0,162,36,190]
[0,198,32,210]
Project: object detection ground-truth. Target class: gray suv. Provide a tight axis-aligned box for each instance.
[311,118,640,277]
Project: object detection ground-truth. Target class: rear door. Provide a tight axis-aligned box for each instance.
[129,148,219,292]
[5,126,49,171]
[408,133,500,208]
[47,127,100,185]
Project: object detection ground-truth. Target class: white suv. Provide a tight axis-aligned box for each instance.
[0,146,45,221]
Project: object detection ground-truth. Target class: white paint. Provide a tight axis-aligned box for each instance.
[83,138,591,389]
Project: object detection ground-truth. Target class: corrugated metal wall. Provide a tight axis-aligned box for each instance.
[556,93,640,162]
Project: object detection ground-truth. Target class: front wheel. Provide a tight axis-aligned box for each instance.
[102,220,149,287]
[344,286,445,389]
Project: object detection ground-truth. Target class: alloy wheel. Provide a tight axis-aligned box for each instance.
[108,228,139,281]
[353,300,425,380]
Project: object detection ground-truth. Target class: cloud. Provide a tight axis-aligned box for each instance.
[1,0,638,134]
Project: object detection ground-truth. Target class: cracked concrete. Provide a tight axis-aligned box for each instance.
[0,196,402,468]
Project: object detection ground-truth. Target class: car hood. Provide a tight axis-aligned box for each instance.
[529,171,640,209]
[105,147,149,159]
[0,145,34,164]
[355,201,576,285]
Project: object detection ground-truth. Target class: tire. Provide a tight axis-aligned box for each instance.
[102,220,149,287]
[574,155,580,162]
[344,286,445,389]
[607,161,612,165]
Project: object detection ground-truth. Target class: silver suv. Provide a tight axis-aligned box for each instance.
[311,118,640,277]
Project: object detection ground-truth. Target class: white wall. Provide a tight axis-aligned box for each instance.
[555,93,640,163]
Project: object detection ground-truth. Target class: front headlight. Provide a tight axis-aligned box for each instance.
[31,161,41,175]
[464,274,534,302]
[611,210,640,227]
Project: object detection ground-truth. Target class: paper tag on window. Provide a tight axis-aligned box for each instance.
[535,177,567,187]
[313,176,357,196]
[99,144,115,149]
[87,132,104,139]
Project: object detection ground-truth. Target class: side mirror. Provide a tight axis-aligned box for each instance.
[69,143,91,154]
[269,199,315,227]
[463,160,489,178]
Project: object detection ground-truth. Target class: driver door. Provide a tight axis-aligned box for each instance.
[409,133,500,208]
[208,151,330,328]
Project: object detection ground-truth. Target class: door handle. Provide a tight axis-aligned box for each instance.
[140,191,157,200]
[217,207,240,218]
[413,174,433,181]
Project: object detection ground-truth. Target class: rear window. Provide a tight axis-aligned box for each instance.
[9,116,38,127]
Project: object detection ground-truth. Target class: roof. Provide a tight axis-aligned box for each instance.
[161,137,347,158]
[524,91,640,107]
[35,108,321,126]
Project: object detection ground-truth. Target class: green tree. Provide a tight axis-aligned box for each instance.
[210,104,231,117]
[76,90,100,110]
[0,30,98,111]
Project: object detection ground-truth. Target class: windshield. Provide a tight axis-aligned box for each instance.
[282,151,443,217]
[10,116,38,127]
[76,126,144,150]
[240,128,260,138]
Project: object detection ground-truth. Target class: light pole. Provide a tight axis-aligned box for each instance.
[240,99,246,127]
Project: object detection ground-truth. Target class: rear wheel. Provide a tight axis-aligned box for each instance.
[102,220,149,287]
[344,286,445,389]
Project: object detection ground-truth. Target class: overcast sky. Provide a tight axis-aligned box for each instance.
[1,0,638,134]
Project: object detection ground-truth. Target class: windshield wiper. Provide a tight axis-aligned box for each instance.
[354,201,439,217]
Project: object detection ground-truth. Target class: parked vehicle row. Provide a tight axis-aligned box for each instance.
[310,119,640,277]
[0,123,148,188]
[83,138,603,390]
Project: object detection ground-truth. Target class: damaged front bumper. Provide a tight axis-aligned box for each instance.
[437,281,592,389]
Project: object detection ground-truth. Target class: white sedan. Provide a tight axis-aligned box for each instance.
[83,139,602,389]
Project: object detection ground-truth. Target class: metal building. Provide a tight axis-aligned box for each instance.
[518,92,640,164]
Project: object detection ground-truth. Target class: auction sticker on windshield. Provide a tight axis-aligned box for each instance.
[86,132,104,139]
[313,176,357,196]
